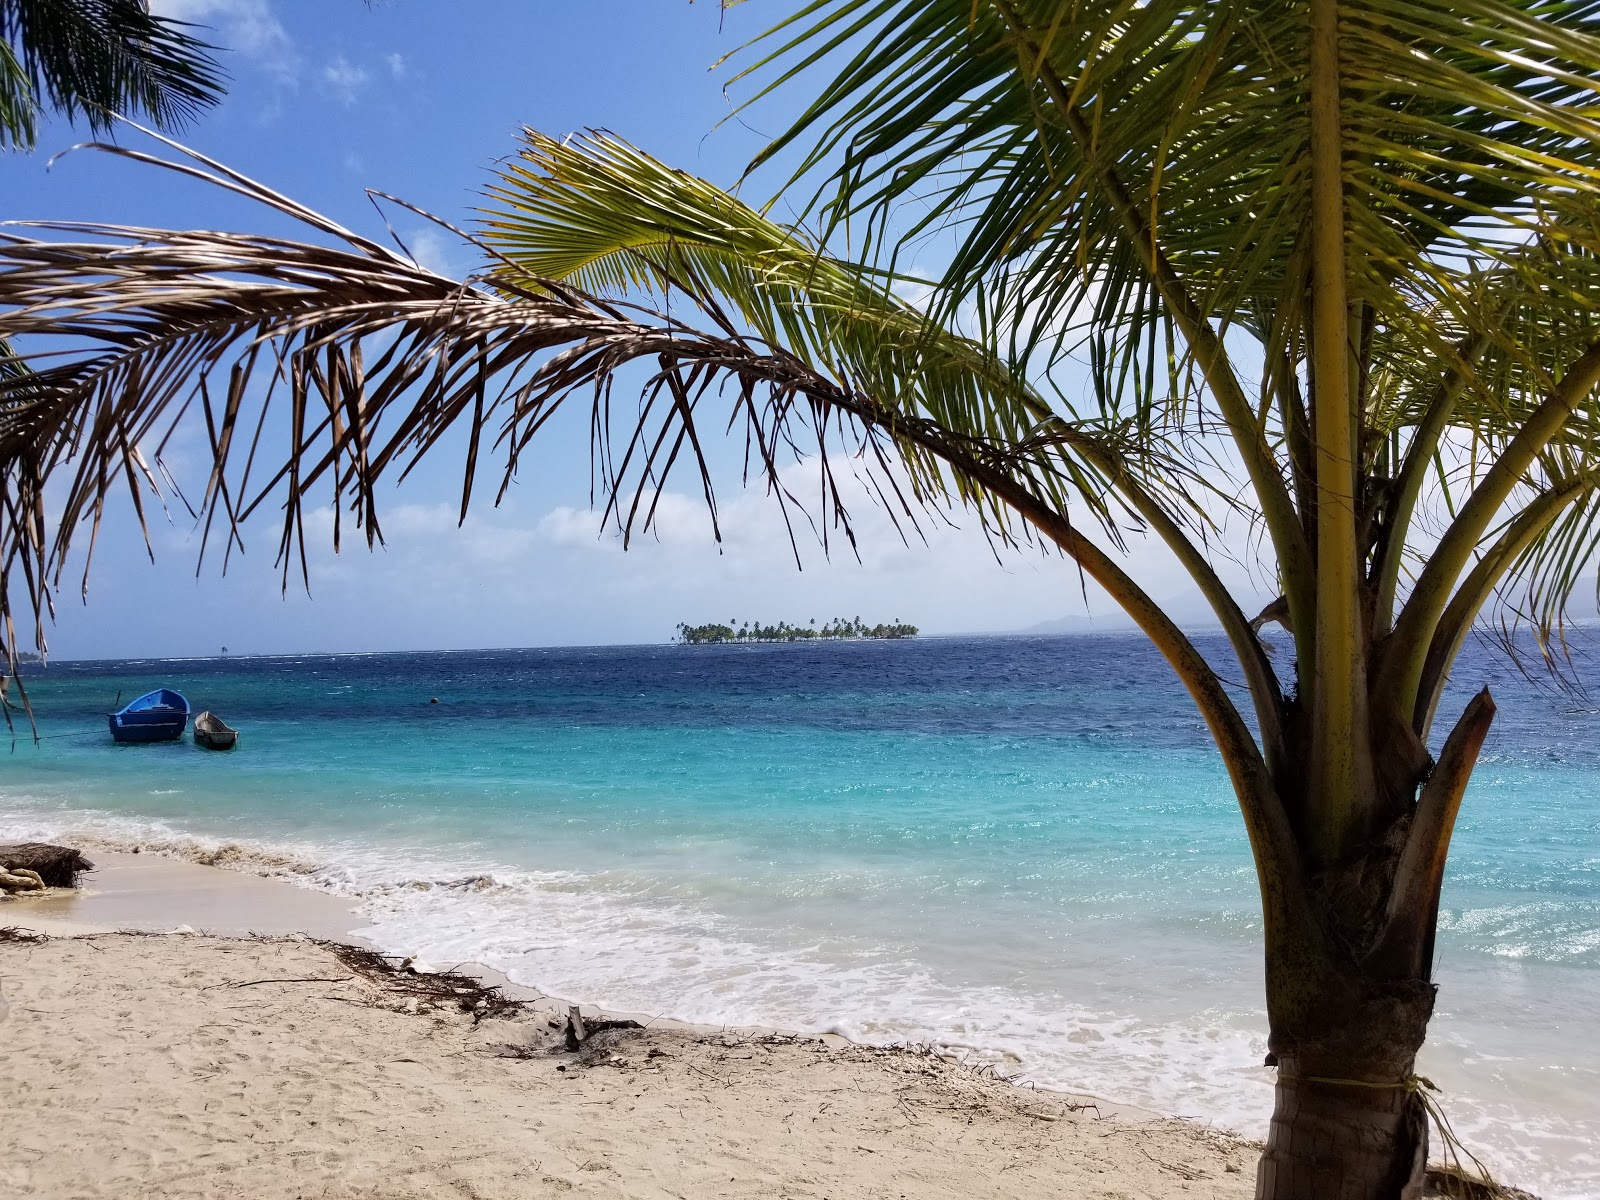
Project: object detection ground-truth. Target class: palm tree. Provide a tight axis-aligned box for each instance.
[3,4,1600,1195]
[0,0,224,150]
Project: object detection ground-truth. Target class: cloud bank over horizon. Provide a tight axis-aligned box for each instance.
[39,449,1269,660]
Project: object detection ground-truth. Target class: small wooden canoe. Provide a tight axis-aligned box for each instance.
[192,710,239,751]
[108,689,189,743]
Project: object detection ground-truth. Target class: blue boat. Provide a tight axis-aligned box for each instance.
[108,689,190,743]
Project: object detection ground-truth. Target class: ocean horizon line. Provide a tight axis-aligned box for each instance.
[22,624,1220,667]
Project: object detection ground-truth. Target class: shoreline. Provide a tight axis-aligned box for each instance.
[0,847,1550,1197]
[3,846,1150,1121]
[1,853,1267,1199]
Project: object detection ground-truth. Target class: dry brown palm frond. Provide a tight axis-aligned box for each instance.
[0,137,1112,686]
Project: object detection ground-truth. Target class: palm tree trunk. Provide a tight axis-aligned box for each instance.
[1257,1010,1433,1199]
[1251,849,1440,1200]
[1253,692,1496,1199]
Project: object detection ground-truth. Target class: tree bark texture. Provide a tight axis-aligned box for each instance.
[1257,1007,1434,1199]
[1252,691,1495,1199]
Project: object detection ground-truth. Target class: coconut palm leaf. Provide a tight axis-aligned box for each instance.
[0,0,225,150]
[736,2,1600,623]
[0,136,1189,672]
[481,129,1243,547]
[745,0,1600,331]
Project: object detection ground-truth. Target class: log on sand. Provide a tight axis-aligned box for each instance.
[0,843,95,890]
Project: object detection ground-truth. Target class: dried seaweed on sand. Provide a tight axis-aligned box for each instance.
[314,940,522,1022]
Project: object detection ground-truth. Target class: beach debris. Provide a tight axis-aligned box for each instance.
[0,867,45,892]
[167,924,197,934]
[318,939,522,1022]
[563,1004,643,1053]
[0,926,49,944]
[1425,1166,1541,1200]
[210,975,355,990]
[491,1007,647,1063]
[0,843,95,888]
[565,1004,587,1050]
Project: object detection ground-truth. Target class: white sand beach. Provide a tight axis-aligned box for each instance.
[0,852,1261,1199]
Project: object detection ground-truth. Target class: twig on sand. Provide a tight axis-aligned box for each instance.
[687,1063,733,1089]
[205,976,354,990]
[1140,1146,1207,1181]
[0,926,48,944]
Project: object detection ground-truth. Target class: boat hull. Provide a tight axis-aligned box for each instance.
[193,711,238,751]
[108,712,187,743]
[108,688,190,744]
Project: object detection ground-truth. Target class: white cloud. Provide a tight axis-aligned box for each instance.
[890,269,937,313]
[512,457,1263,640]
[404,227,465,278]
[151,0,295,77]
[386,53,407,80]
[40,430,1274,658]
[322,55,370,104]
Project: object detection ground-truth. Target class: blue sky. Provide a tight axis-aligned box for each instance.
[7,1,1261,659]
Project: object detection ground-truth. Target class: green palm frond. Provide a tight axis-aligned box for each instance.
[482,129,1227,545]
[729,1,1600,662]
[0,35,29,146]
[0,0,225,150]
[737,1,1600,409]
[485,131,1022,429]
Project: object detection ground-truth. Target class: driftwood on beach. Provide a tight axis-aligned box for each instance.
[0,843,95,890]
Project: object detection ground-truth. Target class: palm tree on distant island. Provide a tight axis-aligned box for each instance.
[675,617,916,644]
[4,4,1600,1196]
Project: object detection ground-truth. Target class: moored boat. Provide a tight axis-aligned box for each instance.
[192,710,239,751]
[107,689,189,743]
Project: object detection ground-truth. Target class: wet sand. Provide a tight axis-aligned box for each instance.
[0,852,1259,1199]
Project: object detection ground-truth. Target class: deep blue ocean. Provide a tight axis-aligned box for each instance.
[3,633,1597,1195]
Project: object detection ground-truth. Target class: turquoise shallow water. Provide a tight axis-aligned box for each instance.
[2,633,1597,1195]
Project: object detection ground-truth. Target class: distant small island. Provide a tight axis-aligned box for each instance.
[675,617,919,644]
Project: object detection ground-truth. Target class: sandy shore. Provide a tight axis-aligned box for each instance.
[0,851,1266,1198]
[0,848,360,939]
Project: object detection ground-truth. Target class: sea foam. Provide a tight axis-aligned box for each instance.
[3,798,1595,1198]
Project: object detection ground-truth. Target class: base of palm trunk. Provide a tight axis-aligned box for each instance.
[1256,1061,1428,1200]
